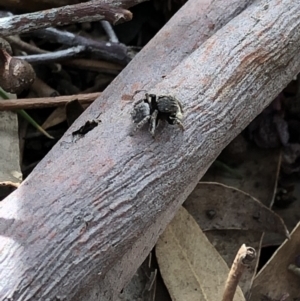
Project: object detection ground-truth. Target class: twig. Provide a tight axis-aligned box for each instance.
[0,1,137,37]
[62,59,122,75]
[6,36,47,54]
[16,45,86,64]
[7,36,63,71]
[31,78,59,97]
[30,28,131,65]
[222,244,256,301]
[101,21,119,43]
[0,93,100,110]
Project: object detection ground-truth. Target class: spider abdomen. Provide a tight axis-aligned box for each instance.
[131,101,151,124]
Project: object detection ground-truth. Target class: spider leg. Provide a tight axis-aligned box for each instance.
[132,115,151,134]
[149,109,158,137]
[132,98,146,108]
[145,93,157,105]
[145,93,157,99]
[132,89,147,97]
[131,93,154,112]
[145,93,151,102]
[176,119,184,131]
[169,116,184,131]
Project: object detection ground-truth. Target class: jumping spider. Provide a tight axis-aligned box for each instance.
[131,93,184,137]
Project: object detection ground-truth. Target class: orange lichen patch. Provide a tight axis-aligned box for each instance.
[121,94,133,101]
[200,75,215,89]
[203,37,218,57]
[213,45,270,101]
[240,48,270,67]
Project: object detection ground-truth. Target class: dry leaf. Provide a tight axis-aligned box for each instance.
[156,206,245,301]
[264,181,300,246]
[203,145,281,207]
[183,181,287,296]
[251,222,300,301]
[184,182,288,236]
[183,182,288,296]
[0,94,22,200]
[200,145,281,295]
[117,255,158,301]
[42,106,66,129]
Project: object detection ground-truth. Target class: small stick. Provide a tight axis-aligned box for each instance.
[62,59,122,74]
[6,36,47,54]
[15,45,86,64]
[0,93,100,110]
[101,21,119,43]
[7,36,64,71]
[222,244,256,301]
[31,78,59,98]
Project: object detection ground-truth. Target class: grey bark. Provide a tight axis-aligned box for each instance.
[1,0,299,300]
[0,0,147,37]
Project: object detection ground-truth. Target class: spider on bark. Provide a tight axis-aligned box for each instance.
[131,93,184,137]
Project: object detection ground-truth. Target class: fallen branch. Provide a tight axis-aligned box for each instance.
[0,0,148,37]
[0,93,100,110]
[0,0,147,11]
[5,0,294,300]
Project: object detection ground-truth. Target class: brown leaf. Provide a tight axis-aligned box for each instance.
[250,222,300,301]
[203,145,281,207]
[184,182,289,237]
[183,181,288,297]
[156,207,245,301]
[42,106,66,129]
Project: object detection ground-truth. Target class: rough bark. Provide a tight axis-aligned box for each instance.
[0,0,143,12]
[1,0,299,301]
[0,0,147,37]
[0,0,82,12]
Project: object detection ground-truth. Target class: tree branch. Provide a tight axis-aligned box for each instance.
[3,0,298,300]
[0,0,148,37]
